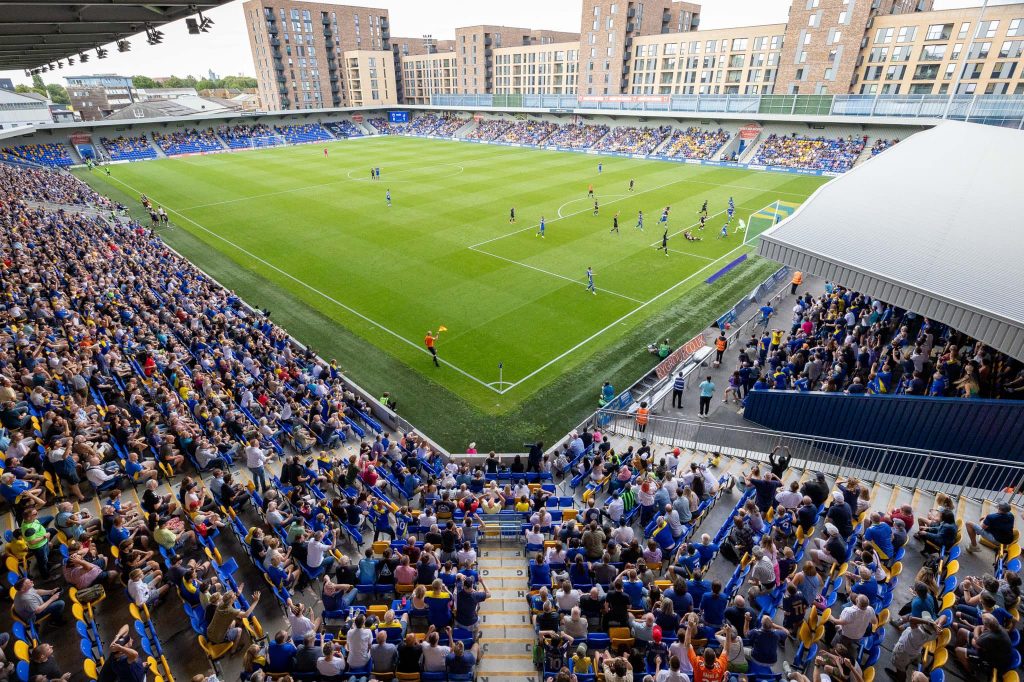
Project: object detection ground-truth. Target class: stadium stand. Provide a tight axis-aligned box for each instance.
[0,153,1021,682]
[152,128,224,156]
[323,120,364,138]
[496,121,559,145]
[662,127,732,160]
[99,135,158,162]
[274,123,334,144]
[367,117,402,134]
[726,283,1024,400]
[217,123,280,149]
[464,119,514,141]
[753,134,866,172]
[871,138,899,156]
[543,123,611,149]
[594,125,673,155]
[0,142,74,168]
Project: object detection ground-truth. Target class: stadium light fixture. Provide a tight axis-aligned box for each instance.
[56,60,64,69]
[96,46,108,59]
[79,52,89,63]
[117,40,131,52]
[186,7,214,34]
[146,25,165,45]
[67,57,75,65]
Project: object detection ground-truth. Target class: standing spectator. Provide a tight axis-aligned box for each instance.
[697,377,715,419]
[966,501,1015,552]
[829,594,875,651]
[885,615,937,682]
[671,372,686,409]
[245,438,270,493]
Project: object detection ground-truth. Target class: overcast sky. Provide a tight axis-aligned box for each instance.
[0,0,1007,86]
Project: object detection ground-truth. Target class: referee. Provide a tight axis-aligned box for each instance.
[424,331,440,367]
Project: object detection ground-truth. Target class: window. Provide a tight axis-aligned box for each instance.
[985,82,1008,94]
[1000,40,1024,58]
[957,22,971,39]
[978,20,999,38]
[909,83,933,94]
[838,11,847,24]
[824,68,834,80]
[885,65,905,80]
[1009,19,1024,37]
[926,24,952,41]
[968,41,991,59]
[891,46,911,62]
[830,30,842,44]
[951,42,963,60]
[610,3,617,13]
[961,62,983,79]
[869,48,888,62]
[798,50,807,63]
[795,67,804,80]
[753,36,766,50]
[913,64,939,80]
[808,14,819,28]
[875,28,893,44]
[593,5,599,15]
[897,26,916,43]
[992,61,1017,79]
[864,65,882,80]
[664,43,677,55]
[806,0,819,7]
[919,44,946,61]
[608,17,614,29]
[804,33,812,45]
[732,38,748,50]
[943,62,956,80]
[770,36,782,49]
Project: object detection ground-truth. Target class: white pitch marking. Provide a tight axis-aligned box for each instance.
[102,174,503,394]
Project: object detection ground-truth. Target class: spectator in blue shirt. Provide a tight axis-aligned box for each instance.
[863,513,894,560]
[267,631,297,672]
[967,502,1016,552]
[747,614,790,666]
[699,580,727,628]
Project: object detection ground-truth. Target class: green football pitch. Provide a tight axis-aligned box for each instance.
[78,136,828,449]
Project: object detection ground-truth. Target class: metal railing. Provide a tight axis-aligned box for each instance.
[597,410,1024,503]
[429,93,1024,128]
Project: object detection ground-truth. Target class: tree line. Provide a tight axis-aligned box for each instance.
[14,73,258,105]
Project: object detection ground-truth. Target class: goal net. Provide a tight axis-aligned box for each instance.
[742,199,800,247]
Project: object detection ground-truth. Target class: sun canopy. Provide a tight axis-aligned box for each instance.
[758,120,1024,359]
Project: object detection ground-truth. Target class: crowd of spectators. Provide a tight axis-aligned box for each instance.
[594,125,673,155]
[0,160,511,682]
[530,424,1022,682]
[497,121,559,145]
[399,113,464,137]
[663,128,732,160]
[0,163,113,207]
[367,118,402,134]
[544,124,611,150]
[0,143,74,168]
[753,134,866,172]
[99,135,158,161]
[729,283,1024,399]
[871,138,899,156]
[464,119,514,142]
[274,124,334,145]
[152,128,224,156]
[324,121,364,139]
[218,124,278,149]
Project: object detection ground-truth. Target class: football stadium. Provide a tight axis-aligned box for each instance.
[0,1,1023,682]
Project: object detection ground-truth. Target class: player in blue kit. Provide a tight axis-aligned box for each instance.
[537,216,545,238]
[386,189,391,207]
[635,210,644,231]
[586,267,596,294]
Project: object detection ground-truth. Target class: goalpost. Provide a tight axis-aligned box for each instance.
[742,199,798,247]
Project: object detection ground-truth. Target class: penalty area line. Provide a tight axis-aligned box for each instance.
[100,173,503,395]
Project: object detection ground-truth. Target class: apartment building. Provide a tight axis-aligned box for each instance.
[627,24,786,96]
[579,0,702,97]
[492,42,581,95]
[64,74,138,120]
[242,0,1024,108]
[451,26,581,96]
[854,3,1024,95]
[242,0,392,110]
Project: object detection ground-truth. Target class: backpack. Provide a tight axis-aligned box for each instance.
[77,584,106,604]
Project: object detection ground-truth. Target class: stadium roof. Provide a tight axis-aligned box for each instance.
[1,1,234,71]
[758,121,1024,360]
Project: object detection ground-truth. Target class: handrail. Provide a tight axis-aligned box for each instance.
[595,409,1024,501]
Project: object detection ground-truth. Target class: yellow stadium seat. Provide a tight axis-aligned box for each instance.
[395,673,421,682]
[863,667,875,682]
[198,636,234,661]
[941,592,956,611]
[372,541,390,555]
[944,560,959,578]
[887,561,903,581]
[83,658,98,680]
[935,628,951,650]
[930,648,948,671]
[13,640,30,662]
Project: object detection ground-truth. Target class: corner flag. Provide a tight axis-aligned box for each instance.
[437,325,448,332]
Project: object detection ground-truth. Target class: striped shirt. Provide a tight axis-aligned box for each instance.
[673,376,685,391]
[620,489,638,513]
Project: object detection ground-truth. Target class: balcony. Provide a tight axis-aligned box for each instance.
[484,48,492,58]
[381,18,389,29]
[321,15,330,24]
[267,24,278,35]
[270,38,280,47]
[323,28,332,37]
[626,22,635,33]
[627,7,636,18]
[276,74,286,83]
[622,63,629,75]
[484,36,492,46]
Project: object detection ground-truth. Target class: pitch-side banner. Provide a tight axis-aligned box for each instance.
[577,95,671,104]
[654,333,707,381]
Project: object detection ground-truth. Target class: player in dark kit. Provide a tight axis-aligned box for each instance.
[628,178,635,192]
[593,200,599,216]
[659,228,670,256]
[700,200,708,217]
[611,211,620,234]
[509,207,516,223]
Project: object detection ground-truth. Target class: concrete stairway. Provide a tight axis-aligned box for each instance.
[475,544,538,682]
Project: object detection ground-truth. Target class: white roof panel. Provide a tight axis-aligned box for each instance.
[758,121,1024,358]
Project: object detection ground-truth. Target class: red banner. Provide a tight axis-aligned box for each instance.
[739,123,762,140]
[352,114,364,123]
[69,134,92,145]
[654,333,707,381]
